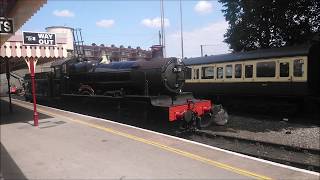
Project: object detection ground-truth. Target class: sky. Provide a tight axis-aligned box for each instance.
[21,0,231,58]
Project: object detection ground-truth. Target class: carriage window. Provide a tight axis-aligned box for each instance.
[280,62,289,77]
[185,67,192,79]
[256,61,276,77]
[217,67,224,79]
[245,65,253,78]
[193,69,199,79]
[293,59,304,77]
[225,65,233,78]
[235,64,242,78]
[201,66,214,79]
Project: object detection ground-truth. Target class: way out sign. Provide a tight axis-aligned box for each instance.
[23,31,56,46]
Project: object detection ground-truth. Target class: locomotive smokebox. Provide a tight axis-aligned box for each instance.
[128,57,186,95]
[161,58,185,93]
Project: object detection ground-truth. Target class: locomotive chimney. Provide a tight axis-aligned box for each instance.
[151,45,164,59]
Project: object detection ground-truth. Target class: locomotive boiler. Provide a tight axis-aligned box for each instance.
[65,57,185,96]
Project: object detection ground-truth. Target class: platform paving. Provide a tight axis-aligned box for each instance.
[1,98,319,179]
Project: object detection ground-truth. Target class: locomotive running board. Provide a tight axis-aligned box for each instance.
[61,93,198,107]
[61,93,154,104]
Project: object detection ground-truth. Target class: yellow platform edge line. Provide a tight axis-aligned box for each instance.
[12,100,273,180]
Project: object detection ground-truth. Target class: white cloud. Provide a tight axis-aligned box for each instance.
[141,17,170,28]
[96,19,115,28]
[166,21,230,58]
[194,1,213,15]
[53,9,74,17]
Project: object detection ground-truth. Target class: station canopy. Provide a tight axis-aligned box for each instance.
[0,0,52,74]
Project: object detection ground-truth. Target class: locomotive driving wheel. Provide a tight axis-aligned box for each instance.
[199,112,214,128]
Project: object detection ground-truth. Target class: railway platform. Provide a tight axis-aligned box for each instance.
[1,97,319,179]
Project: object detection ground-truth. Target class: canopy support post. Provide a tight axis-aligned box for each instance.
[5,57,12,113]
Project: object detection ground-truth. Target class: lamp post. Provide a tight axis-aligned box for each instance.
[200,45,204,57]
[160,0,166,57]
[25,57,39,126]
[5,58,12,112]
[179,0,184,59]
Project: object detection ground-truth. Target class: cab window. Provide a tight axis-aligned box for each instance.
[201,66,214,79]
[225,65,233,78]
[280,62,289,77]
[185,67,192,79]
[245,65,253,78]
[54,67,61,78]
[293,59,304,77]
[217,67,224,79]
[62,64,67,74]
[235,64,242,78]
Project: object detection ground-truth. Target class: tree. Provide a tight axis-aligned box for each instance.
[219,0,320,52]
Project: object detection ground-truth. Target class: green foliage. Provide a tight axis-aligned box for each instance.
[219,0,320,52]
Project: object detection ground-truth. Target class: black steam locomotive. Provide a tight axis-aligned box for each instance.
[24,46,225,130]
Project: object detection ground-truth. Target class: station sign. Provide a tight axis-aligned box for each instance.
[23,31,56,46]
[0,17,14,34]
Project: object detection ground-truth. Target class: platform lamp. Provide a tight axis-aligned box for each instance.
[179,0,184,59]
[24,56,39,126]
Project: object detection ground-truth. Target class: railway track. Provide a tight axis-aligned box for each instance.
[180,130,320,172]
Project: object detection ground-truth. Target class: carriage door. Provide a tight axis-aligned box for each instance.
[278,59,291,94]
[292,58,307,95]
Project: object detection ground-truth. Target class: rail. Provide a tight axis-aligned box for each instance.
[181,130,320,172]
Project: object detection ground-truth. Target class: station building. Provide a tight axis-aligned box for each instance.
[82,44,150,62]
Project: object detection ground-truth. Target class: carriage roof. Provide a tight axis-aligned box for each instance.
[183,44,310,66]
